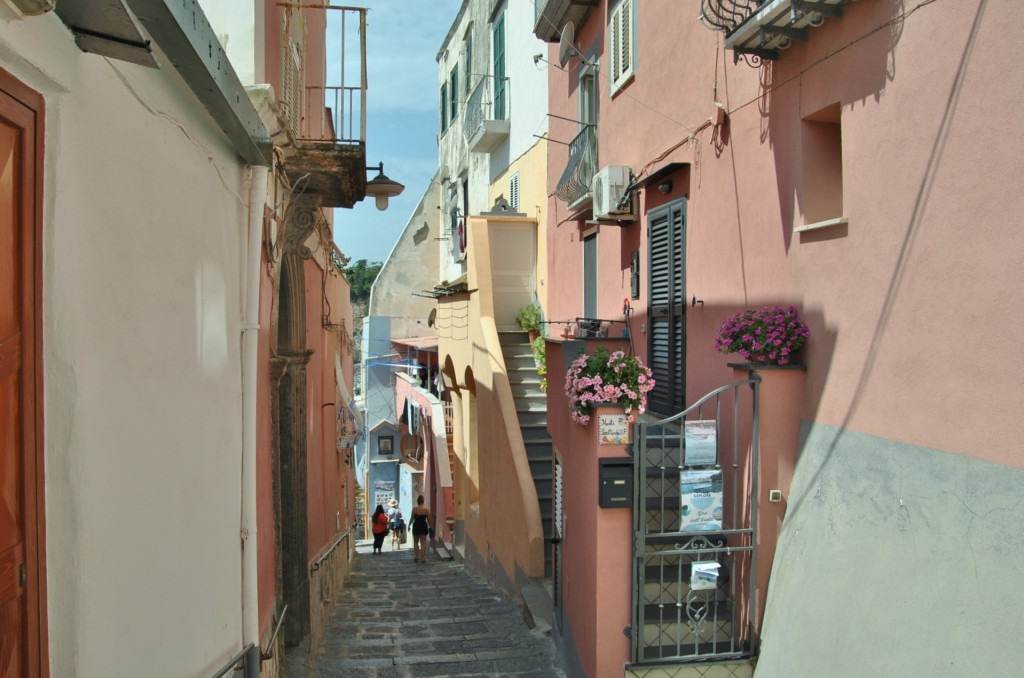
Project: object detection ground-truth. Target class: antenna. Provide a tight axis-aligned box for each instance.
[559,22,597,69]
[558,22,578,68]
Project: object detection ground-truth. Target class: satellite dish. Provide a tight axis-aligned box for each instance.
[558,22,578,68]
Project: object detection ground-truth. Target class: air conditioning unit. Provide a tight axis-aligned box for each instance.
[592,165,635,221]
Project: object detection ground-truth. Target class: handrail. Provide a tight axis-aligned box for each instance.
[259,605,288,662]
[310,523,356,573]
[209,644,255,678]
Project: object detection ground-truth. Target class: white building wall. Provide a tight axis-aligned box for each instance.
[0,9,250,677]
[201,0,259,85]
[436,0,491,284]
[487,0,548,179]
[369,177,442,339]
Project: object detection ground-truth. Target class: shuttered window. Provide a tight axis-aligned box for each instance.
[609,0,635,93]
[450,65,459,120]
[464,33,473,97]
[647,198,686,415]
[510,172,520,211]
[440,81,448,133]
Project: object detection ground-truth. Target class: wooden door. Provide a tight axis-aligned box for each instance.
[0,72,44,678]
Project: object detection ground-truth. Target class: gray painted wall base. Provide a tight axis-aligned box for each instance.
[756,422,1024,677]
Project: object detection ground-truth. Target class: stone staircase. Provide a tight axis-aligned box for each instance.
[499,331,552,577]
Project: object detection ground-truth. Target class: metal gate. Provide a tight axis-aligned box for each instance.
[631,375,760,664]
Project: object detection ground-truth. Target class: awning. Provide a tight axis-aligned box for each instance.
[392,336,439,351]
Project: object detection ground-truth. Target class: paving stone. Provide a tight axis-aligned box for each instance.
[283,540,565,678]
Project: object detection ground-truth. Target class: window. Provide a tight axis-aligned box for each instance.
[492,13,506,120]
[452,65,460,120]
[449,184,460,259]
[800,103,844,229]
[647,198,686,415]
[609,0,636,93]
[510,172,520,211]
[440,81,448,133]
[583,231,598,320]
[579,65,598,128]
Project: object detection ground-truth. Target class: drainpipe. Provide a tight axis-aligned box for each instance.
[242,164,269,677]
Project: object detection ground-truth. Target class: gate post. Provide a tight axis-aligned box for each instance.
[731,363,806,635]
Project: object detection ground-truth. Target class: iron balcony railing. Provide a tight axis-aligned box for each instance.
[700,0,852,60]
[281,4,367,144]
[699,0,766,33]
[555,124,598,206]
[463,75,510,143]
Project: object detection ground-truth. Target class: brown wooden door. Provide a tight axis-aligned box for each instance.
[0,74,43,678]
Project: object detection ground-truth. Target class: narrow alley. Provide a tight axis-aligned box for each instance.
[283,541,566,678]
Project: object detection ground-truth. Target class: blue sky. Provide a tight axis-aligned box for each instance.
[333,1,462,265]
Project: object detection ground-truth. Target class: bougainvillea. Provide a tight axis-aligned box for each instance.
[713,305,810,365]
[565,347,656,425]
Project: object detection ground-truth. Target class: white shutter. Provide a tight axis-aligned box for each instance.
[510,172,520,211]
[610,0,635,92]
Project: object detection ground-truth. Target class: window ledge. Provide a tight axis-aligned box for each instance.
[795,216,847,233]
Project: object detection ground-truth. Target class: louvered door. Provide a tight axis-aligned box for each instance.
[647,199,686,415]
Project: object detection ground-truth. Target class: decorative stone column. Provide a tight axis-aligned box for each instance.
[271,349,314,647]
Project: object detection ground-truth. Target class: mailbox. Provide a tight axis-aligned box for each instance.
[598,458,633,508]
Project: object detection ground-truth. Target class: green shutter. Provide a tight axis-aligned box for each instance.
[440,82,447,132]
[492,14,506,120]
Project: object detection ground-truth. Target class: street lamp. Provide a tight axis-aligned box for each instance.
[365,162,404,211]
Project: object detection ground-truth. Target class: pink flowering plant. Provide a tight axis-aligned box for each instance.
[565,347,656,425]
[714,305,810,365]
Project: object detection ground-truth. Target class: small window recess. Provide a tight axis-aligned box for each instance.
[799,102,845,232]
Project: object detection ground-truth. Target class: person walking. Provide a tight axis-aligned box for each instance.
[370,504,389,554]
[387,498,405,550]
[409,495,432,564]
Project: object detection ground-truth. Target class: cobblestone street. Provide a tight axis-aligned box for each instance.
[283,540,566,678]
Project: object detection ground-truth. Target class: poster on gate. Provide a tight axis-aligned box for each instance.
[680,469,723,532]
[683,419,718,466]
[374,480,395,510]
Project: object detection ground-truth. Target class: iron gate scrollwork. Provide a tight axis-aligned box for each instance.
[631,375,760,665]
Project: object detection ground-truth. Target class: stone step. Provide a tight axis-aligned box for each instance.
[289,543,567,676]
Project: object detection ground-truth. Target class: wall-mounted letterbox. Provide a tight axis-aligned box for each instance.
[599,458,633,508]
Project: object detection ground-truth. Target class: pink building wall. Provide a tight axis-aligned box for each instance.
[546,0,1024,467]
[544,1,1024,674]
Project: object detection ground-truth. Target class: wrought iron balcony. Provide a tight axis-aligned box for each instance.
[464,75,511,154]
[700,0,854,62]
[278,4,368,207]
[533,0,599,43]
[555,124,598,208]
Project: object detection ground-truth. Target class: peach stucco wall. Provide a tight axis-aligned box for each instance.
[489,139,550,313]
[546,0,1024,468]
[437,214,546,592]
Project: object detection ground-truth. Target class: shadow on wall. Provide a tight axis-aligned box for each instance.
[753,0,914,250]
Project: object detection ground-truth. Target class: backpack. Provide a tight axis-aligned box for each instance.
[389,510,404,532]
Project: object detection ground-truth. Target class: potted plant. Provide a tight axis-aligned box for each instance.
[531,335,547,392]
[713,305,810,365]
[515,302,543,341]
[565,347,655,425]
